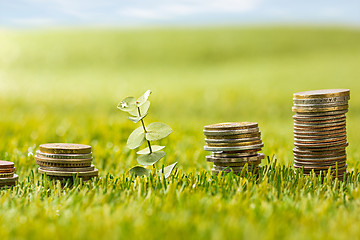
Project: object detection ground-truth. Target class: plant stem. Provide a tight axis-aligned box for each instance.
[138,107,152,154]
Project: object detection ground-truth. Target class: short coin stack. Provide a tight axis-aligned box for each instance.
[203,122,264,175]
[0,160,18,188]
[35,143,98,181]
[292,89,350,178]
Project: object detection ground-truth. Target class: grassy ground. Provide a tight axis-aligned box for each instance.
[0,26,360,239]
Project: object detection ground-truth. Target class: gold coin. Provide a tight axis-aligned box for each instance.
[204,122,258,131]
[293,89,350,99]
[205,132,261,139]
[292,105,348,113]
[40,143,92,154]
[0,173,14,178]
[0,160,14,169]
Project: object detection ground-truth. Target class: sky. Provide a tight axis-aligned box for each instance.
[1,0,360,28]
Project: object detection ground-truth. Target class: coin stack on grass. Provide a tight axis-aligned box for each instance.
[292,89,350,178]
[0,160,18,188]
[203,122,264,175]
[35,143,98,181]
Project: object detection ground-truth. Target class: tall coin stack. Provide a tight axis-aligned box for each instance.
[35,143,98,181]
[0,160,18,188]
[292,89,350,178]
[203,122,264,175]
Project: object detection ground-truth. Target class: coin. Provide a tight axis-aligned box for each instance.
[38,168,99,177]
[293,114,346,121]
[294,156,346,164]
[293,96,350,104]
[205,137,261,143]
[39,165,95,172]
[0,174,19,184]
[293,109,348,116]
[203,127,260,136]
[294,139,347,148]
[0,173,14,178]
[293,128,346,136]
[206,140,263,147]
[292,105,348,113]
[0,167,15,173]
[204,143,264,152]
[293,101,348,108]
[212,151,258,158]
[207,153,264,163]
[204,122,258,131]
[294,163,347,171]
[0,160,15,169]
[205,132,261,139]
[293,148,345,156]
[293,89,350,99]
[40,143,92,154]
[36,150,92,159]
[293,119,346,128]
[294,136,346,143]
[294,116,346,124]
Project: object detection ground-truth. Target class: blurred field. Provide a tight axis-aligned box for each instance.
[1,26,360,239]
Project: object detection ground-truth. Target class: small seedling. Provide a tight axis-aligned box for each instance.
[117,90,177,177]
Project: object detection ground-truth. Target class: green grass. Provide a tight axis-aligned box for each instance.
[1,26,360,239]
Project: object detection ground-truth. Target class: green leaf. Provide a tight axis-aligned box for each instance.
[159,162,178,179]
[146,122,172,141]
[117,97,136,112]
[129,166,150,177]
[136,145,165,154]
[128,113,147,123]
[126,126,145,149]
[129,101,150,117]
[137,151,165,166]
[136,90,151,107]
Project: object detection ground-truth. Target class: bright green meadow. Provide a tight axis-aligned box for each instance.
[1,26,360,239]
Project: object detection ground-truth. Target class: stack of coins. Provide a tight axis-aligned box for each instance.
[35,143,98,181]
[203,122,264,175]
[292,89,350,178]
[0,160,18,188]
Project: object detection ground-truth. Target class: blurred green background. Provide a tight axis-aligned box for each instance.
[0,26,360,176]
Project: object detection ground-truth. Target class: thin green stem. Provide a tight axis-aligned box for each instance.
[138,107,152,154]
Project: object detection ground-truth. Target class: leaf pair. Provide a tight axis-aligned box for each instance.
[117,90,151,118]
[129,162,177,178]
[126,123,172,149]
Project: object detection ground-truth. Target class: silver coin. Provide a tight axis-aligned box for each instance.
[203,127,260,136]
[293,101,348,108]
[36,150,92,159]
[39,165,95,172]
[293,96,350,104]
[0,174,19,184]
[204,143,264,152]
